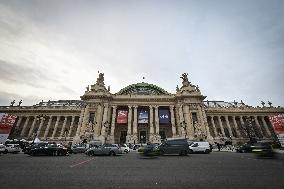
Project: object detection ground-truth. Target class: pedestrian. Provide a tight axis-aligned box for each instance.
[217,143,221,151]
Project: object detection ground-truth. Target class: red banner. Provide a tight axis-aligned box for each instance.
[117,110,128,124]
[0,113,17,134]
[269,114,284,147]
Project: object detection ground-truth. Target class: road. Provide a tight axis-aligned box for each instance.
[1,151,284,189]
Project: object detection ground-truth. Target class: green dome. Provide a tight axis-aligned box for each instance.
[116,82,170,95]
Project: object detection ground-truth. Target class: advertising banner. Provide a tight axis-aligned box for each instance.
[159,110,170,124]
[269,114,284,147]
[117,110,128,124]
[138,110,148,124]
[0,113,17,143]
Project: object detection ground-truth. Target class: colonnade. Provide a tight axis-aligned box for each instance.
[207,115,272,139]
[11,115,80,140]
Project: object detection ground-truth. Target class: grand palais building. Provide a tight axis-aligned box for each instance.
[1,73,283,145]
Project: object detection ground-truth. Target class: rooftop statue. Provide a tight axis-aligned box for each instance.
[10,100,15,106]
[180,73,190,87]
[96,73,105,86]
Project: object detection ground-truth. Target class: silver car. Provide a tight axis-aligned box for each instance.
[85,144,122,156]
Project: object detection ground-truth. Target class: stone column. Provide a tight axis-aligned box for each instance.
[175,105,181,135]
[254,116,263,138]
[127,106,132,135]
[240,116,247,138]
[210,116,218,137]
[133,106,138,143]
[36,117,45,136]
[81,105,90,135]
[261,116,272,137]
[76,109,85,136]
[28,116,37,138]
[101,103,109,136]
[52,116,60,138]
[170,106,176,136]
[201,108,211,139]
[68,116,76,137]
[21,116,30,137]
[15,116,23,132]
[110,106,117,138]
[44,116,53,138]
[94,104,103,136]
[232,116,241,137]
[225,116,233,138]
[179,105,185,136]
[60,116,68,137]
[184,105,193,138]
[149,106,154,141]
[154,106,159,135]
[218,116,226,137]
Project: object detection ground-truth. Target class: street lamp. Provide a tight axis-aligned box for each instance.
[242,116,256,143]
[103,121,110,143]
[64,128,68,143]
[180,121,187,138]
[193,121,207,141]
[33,114,47,142]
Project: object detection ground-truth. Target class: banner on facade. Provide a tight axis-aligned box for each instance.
[0,113,17,143]
[159,110,170,124]
[117,110,128,124]
[269,114,284,147]
[138,110,148,124]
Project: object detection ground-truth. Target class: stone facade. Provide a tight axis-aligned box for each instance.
[1,73,283,145]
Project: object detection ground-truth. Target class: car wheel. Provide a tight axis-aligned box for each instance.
[4,149,8,154]
[109,151,115,156]
[205,149,210,154]
[189,149,193,154]
[125,149,129,153]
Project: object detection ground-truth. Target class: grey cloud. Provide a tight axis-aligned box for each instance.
[0,59,56,88]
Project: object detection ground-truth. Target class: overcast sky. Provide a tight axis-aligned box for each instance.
[0,0,283,107]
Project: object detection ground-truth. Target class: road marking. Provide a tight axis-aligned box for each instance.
[69,158,95,168]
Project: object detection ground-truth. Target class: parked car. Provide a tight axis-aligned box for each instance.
[138,143,160,156]
[120,144,130,153]
[70,143,89,154]
[85,144,122,156]
[4,144,21,154]
[189,141,211,154]
[29,142,68,156]
[252,142,275,158]
[236,143,254,153]
[159,138,189,156]
[0,144,6,154]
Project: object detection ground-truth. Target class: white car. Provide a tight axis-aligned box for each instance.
[120,144,130,153]
[189,141,211,154]
[0,144,6,154]
[5,144,21,153]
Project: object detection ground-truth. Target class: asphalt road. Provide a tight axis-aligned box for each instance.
[1,151,284,189]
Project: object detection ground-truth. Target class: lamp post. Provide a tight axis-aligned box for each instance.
[194,121,206,141]
[64,128,68,144]
[242,116,256,143]
[180,121,187,138]
[34,114,47,142]
[103,121,110,143]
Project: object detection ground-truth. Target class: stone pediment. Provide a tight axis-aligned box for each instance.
[116,82,170,95]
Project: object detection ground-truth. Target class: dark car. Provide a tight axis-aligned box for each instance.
[236,143,254,153]
[138,144,160,156]
[23,142,48,154]
[252,142,275,158]
[159,138,189,156]
[29,142,68,156]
